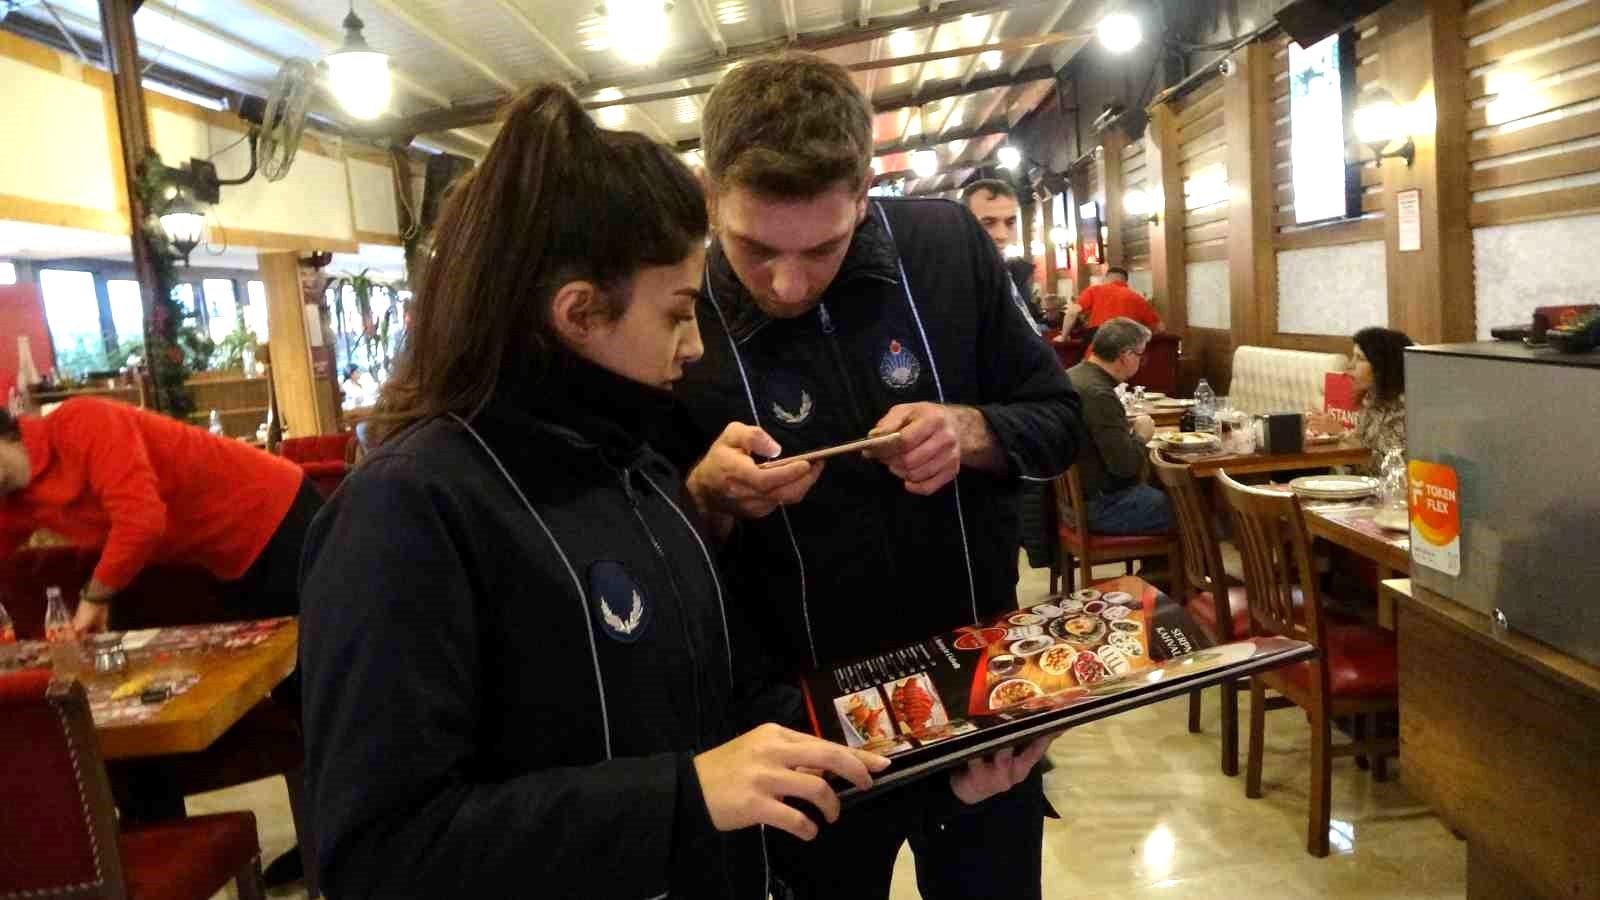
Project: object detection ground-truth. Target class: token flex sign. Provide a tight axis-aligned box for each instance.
[1409,461,1461,577]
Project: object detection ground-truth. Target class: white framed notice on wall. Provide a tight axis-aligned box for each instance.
[1398,189,1422,252]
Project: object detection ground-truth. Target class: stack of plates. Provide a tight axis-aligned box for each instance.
[1288,475,1377,500]
[1154,398,1195,409]
[1158,432,1220,452]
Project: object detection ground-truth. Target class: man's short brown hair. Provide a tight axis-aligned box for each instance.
[701,52,874,198]
[961,179,1018,205]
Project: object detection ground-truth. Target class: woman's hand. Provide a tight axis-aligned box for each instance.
[694,723,890,841]
[1305,411,1344,436]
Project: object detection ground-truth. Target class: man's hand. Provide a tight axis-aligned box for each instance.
[949,734,1058,805]
[71,599,111,637]
[686,423,825,520]
[694,723,890,841]
[866,403,962,495]
[1131,415,1156,443]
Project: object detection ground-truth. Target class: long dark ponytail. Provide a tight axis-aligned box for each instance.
[371,84,707,444]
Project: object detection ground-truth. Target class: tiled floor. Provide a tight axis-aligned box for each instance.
[194,557,1465,899]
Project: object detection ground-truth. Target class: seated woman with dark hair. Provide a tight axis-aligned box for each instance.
[1307,326,1414,472]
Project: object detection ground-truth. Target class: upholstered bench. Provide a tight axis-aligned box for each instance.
[1228,345,1349,415]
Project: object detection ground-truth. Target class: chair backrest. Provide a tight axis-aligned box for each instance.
[1052,337,1088,371]
[279,434,353,465]
[0,671,127,900]
[1054,465,1091,538]
[1229,345,1349,416]
[1216,470,1325,649]
[1149,449,1233,636]
[1129,332,1181,395]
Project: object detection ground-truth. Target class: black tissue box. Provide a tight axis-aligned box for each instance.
[1262,412,1304,454]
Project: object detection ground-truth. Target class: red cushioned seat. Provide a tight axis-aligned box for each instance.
[121,813,261,900]
[1278,624,1398,699]
[1184,586,1252,640]
[1058,523,1174,551]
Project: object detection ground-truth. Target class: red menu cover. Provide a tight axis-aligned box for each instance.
[1323,371,1359,429]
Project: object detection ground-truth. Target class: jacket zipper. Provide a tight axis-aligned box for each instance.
[618,465,708,746]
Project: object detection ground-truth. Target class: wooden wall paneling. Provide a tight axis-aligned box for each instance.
[1469,182,1600,226]
[1469,107,1600,160]
[1068,163,1092,295]
[1102,130,1128,269]
[1465,1,1600,69]
[1176,82,1225,130]
[1185,220,1230,244]
[1184,327,1234,394]
[1461,0,1564,36]
[1041,189,1059,295]
[1224,42,1278,349]
[1470,146,1600,191]
[1186,203,1230,228]
[1276,216,1386,251]
[1188,241,1228,262]
[1145,103,1187,333]
[1466,70,1600,131]
[1467,34,1600,100]
[1379,0,1475,344]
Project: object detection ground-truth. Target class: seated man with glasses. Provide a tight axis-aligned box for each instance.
[1065,317,1174,534]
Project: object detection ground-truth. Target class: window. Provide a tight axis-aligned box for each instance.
[1288,31,1360,225]
[202,278,239,342]
[106,280,145,343]
[245,280,270,341]
[38,268,107,375]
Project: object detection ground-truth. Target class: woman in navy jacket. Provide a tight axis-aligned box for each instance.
[298,84,886,900]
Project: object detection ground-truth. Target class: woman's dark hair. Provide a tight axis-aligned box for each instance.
[0,409,18,442]
[1353,327,1414,406]
[370,83,708,444]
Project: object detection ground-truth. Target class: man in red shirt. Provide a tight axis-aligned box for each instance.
[1070,265,1163,332]
[0,398,321,635]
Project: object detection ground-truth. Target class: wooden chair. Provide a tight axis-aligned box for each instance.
[1150,449,1251,775]
[1217,471,1399,857]
[0,670,266,900]
[1052,464,1181,598]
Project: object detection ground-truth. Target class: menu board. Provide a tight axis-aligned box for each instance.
[800,577,1314,800]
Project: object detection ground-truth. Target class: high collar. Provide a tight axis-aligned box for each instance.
[485,352,675,466]
[705,200,903,342]
[18,414,52,483]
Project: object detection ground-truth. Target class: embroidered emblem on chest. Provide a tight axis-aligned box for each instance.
[589,560,652,643]
[879,339,922,391]
[764,372,815,428]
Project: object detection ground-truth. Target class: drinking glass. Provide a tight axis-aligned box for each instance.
[1133,385,1146,406]
[1378,448,1408,510]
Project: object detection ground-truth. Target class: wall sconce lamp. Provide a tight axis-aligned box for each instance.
[1354,87,1416,167]
[158,193,207,267]
[1123,187,1160,225]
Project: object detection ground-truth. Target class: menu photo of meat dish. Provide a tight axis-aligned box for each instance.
[800,576,1315,801]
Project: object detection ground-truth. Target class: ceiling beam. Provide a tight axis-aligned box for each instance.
[779,0,798,42]
[486,0,587,80]
[371,35,1061,140]
[898,24,943,145]
[688,0,728,56]
[876,120,1008,156]
[371,0,518,91]
[1011,0,1076,75]
[907,22,942,98]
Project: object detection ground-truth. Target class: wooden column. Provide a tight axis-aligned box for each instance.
[1378,0,1475,343]
[96,0,169,411]
[1101,130,1128,268]
[1041,192,1060,295]
[1223,42,1279,349]
[1067,164,1092,296]
[1146,103,1188,334]
[259,252,336,438]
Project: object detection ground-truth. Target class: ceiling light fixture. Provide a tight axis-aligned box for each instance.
[1354,86,1416,167]
[159,195,207,266]
[605,0,671,65]
[911,148,940,178]
[325,1,392,120]
[593,88,627,127]
[997,145,1022,170]
[1096,13,1142,53]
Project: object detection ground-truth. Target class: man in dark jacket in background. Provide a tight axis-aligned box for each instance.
[664,52,1085,900]
[963,177,1044,329]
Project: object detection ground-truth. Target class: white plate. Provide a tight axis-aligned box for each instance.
[1154,398,1195,409]
[1141,392,1167,400]
[1290,475,1376,499]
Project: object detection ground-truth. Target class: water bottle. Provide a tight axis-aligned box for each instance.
[1193,378,1217,434]
[44,587,80,673]
[208,409,225,437]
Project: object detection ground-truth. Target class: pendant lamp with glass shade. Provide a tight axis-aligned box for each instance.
[326,1,392,120]
[159,196,206,266]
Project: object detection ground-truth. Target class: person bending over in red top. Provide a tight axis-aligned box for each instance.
[0,398,322,636]
[1066,265,1163,334]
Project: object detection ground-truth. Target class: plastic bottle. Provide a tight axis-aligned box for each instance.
[0,598,15,643]
[208,409,225,437]
[1193,378,1217,434]
[44,587,80,673]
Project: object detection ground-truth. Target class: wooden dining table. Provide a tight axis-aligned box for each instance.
[1126,401,1186,428]
[3,619,298,759]
[1302,501,1411,629]
[1159,435,1372,478]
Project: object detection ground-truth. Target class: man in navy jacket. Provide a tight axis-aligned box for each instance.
[664,52,1085,899]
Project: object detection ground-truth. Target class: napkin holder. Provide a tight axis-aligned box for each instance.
[1262,412,1304,454]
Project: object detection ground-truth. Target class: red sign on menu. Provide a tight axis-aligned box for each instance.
[1323,372,1359,429]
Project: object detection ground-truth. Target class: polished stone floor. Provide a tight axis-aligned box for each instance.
[194,557,1465,899]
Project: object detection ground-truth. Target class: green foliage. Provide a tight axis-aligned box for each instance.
[209,323,259,371]
[328,268,402,378]
[133,151,198,420]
